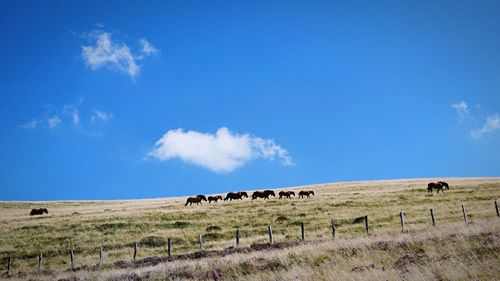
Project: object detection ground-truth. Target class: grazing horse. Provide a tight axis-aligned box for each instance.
[427,182,447,193]
[30,208,48,216]
[208,195,223,203]
[252,190,275,200]
[196,195,208,202]
[224,192,245,201]
[185,197,204,206]
[279,191,295,199]
[298,190,315,198]
[438,181,450,191]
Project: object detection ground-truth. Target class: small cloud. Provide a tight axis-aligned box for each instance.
[81,29,158,79]
[451,101,470,123]
[149,127,293,173]
[140,38,159,56]
[19,119,39,129]
[471,114,500,139]
[63,98,84,127]
[91,109,113,123]
[48,115,62,129]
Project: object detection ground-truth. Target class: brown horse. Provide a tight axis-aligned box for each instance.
[185,197,204,206]
[428,182,449,193]
[208,195,223,203]
[30,208,48,216]
[298,190,315,198]
[252,190,275,200]
[279,191,295,199]
[196,195,208,202]
[224,192,245,201]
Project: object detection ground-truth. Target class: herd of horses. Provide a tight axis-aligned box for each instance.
[27,182,452,212]
[185,190,315,206]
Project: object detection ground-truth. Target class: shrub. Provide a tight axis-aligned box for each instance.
[140,236,167,248]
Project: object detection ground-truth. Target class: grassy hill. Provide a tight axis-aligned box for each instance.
[0,177,499,280]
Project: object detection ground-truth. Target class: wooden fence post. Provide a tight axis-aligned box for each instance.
[430,209,435,227]
[268,225,273,244]
[331,220,336,240]
[198,234,204,251]
[462,205,467,224]
[236,229,240,247]
[7,257,11,276]
[99,247,104,268]
[69,249,74,270]
[133,242,137,261]
[300,222,305,241]
[37,253,43,273]
[400,212,405,232]
[167,238,172,257]
[495,201,499,217]
[364,216,369,234]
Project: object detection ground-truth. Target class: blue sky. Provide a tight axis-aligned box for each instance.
[1,1,499,200]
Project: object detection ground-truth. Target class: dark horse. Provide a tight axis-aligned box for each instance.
[252,190,275,200]
[208,195,223,203]
[185,197,204,206]
[224,192,246,201]
[298,190,315,198]
[30,208,48,216]
[196,195,208,202]
[279,191,295,199]
[427,182,450,193]
[238,191,249,198]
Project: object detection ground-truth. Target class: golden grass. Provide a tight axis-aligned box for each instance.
[0,177,499,280]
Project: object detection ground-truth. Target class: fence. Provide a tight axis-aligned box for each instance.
[3,200,499,276]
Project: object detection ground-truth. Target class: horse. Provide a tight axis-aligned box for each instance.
[252,190,275,200]
[30,208,48,216]
[238,191,249,198]
[224,192,244,201]
[427,182,447,193]
[185,197,204,206]
[279,191,295,199]
[208,195,223,203]
[196,195,208,202]
[298,190,315,198]
[438,181,450,191]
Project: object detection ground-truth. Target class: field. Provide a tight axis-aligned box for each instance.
[0,177,499,280]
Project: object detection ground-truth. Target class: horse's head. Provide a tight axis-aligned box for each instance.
[43,208,48,214]
[290,191,295,196]
[218,196,222,200]
[310,191,315,196]
[270,191,275,196]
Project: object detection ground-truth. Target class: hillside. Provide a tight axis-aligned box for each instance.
[1,177,499,280]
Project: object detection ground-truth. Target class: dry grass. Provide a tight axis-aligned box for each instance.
[0,177,499,280]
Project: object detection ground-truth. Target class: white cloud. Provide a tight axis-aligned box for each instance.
[149,127,293,173]
[140,38,159,55]
[91,109,113,123]
[471,114,500,138]
[48,115,62,129]
[81,30,158,79]
[19,119,39,129]
[451,101,470,123]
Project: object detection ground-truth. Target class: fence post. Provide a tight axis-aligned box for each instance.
[167,238,172,257]
[69,249,74,270]
[268,225,273,244]
[364,216,369,234]
[495,201,499,217]
[430,209,435,227]
[400,212,405,232]
[7,257,11,276]
[37,253,43,273]
[133,242,137,261]
[198,234,204,251]
[462,205,467,224]
[300,222,305,241]
[236,229,240,247]
[331,220,336,240]
[99,247,104,268]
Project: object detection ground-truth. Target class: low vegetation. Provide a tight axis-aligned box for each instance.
[0,178,499,280]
